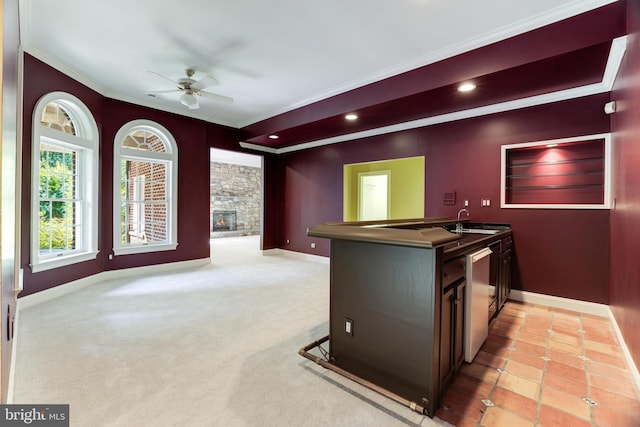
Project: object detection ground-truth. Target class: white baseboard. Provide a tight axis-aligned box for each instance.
[261,248,284,256]
[18,257,211,309]
[509,289,609,316]
[608,310,640,399]
[266,248,330,264]
[509,289,640,397]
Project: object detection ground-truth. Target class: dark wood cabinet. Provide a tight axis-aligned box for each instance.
[306,219,512,417]
[439,257,466,391]
[453,281,466,371]
[497,236,512,312]
[489,236,512,320]
[328,239,442,416]
[440,285,454,387]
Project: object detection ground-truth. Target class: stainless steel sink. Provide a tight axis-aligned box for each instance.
[456,228,501,235]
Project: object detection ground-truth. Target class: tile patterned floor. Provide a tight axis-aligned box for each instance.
[435,301,640,427]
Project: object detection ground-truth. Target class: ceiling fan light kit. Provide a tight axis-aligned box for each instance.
[180,91,199,109]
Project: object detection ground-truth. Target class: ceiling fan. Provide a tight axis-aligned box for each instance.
[147,68,233,110]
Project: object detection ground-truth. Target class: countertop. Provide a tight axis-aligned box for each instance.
[307,217,511,254]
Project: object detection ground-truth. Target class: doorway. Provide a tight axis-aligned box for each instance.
[343,156,425,221]
[358,170,390,221]
[209,148,263,258]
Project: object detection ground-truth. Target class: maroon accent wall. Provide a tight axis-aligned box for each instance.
[21,55,106,295]
[242,1,626,146]
[610,0,640,371]
[247,42,613,148]
[20,55,248,296]
[282,93,611,303]
[261,154,283,250]
[100,99,211,270]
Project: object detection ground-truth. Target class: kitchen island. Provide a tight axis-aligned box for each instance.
[300,217,512,417]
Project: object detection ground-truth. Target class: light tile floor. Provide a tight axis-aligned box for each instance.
[435,301,640,427]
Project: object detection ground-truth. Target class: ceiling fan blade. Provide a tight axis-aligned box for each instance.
[147,71,179,85]
[191,75,219,91]
[147,89,181,94]
[198,91,234,104]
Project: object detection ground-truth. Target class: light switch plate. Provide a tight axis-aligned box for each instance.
[345,318,354,336]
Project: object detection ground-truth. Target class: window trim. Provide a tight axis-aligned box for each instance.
[30,92,99,273]
[112,120,178,256]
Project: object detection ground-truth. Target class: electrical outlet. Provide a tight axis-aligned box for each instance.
[464,200,469,207]
[286,239,290,244]
[345,318,354,336]
[311,242,316,249]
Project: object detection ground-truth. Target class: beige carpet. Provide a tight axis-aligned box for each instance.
[12,236,450,426]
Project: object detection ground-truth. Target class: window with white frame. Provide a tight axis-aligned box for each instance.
[31,92,99,272]
[113,120,178,255]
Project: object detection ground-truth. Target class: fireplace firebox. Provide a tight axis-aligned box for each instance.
[212,210,237,231]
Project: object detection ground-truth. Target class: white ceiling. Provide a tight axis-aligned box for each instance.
[20,0,617,129]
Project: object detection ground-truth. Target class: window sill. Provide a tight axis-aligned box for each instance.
[112,243,178,256]
[30,251,100,273]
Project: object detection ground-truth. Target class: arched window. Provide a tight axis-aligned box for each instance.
[113,120,178,255]
[31,92,99,272]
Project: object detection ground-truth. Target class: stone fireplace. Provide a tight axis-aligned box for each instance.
[210,160,261,237]
[212,210,237,232]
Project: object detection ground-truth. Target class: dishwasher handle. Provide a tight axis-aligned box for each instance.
[469,247,493,263]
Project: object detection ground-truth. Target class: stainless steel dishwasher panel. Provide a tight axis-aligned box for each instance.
[465,247,492,363]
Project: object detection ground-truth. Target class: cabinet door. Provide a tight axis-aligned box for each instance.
[453,280,466,371]
[498,248,512,309]
[440,285,455,388]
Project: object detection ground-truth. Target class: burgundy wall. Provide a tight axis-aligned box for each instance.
[21,55,106,295]
[281,93,611,303]
[261,154,283,249]
[610,0,640,370]
[242,1,626,145]
[100,100,211,270]
[20,55,246,296]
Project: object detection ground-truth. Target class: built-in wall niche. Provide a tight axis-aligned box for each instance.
[501,133,611,209]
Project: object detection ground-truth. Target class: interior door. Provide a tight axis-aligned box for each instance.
[358,170,390,221]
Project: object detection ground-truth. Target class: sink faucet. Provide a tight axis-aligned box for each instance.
[456,209,470,232]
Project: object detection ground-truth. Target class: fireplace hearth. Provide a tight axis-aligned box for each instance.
[212,210,237,231]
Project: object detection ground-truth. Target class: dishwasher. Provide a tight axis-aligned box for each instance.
[465,247,492,362]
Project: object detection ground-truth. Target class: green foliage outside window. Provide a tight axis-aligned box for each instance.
[39,146,77,252]
[39,218,74,251]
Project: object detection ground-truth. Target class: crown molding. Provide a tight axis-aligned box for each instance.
[237,0,620,128]
[241,35,626,155]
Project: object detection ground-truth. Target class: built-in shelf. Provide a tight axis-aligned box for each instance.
[501,134,611,209]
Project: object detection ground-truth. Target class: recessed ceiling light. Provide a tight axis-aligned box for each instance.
[458,82,476,92]
[268,135,279,139]
[345,113,358,121]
